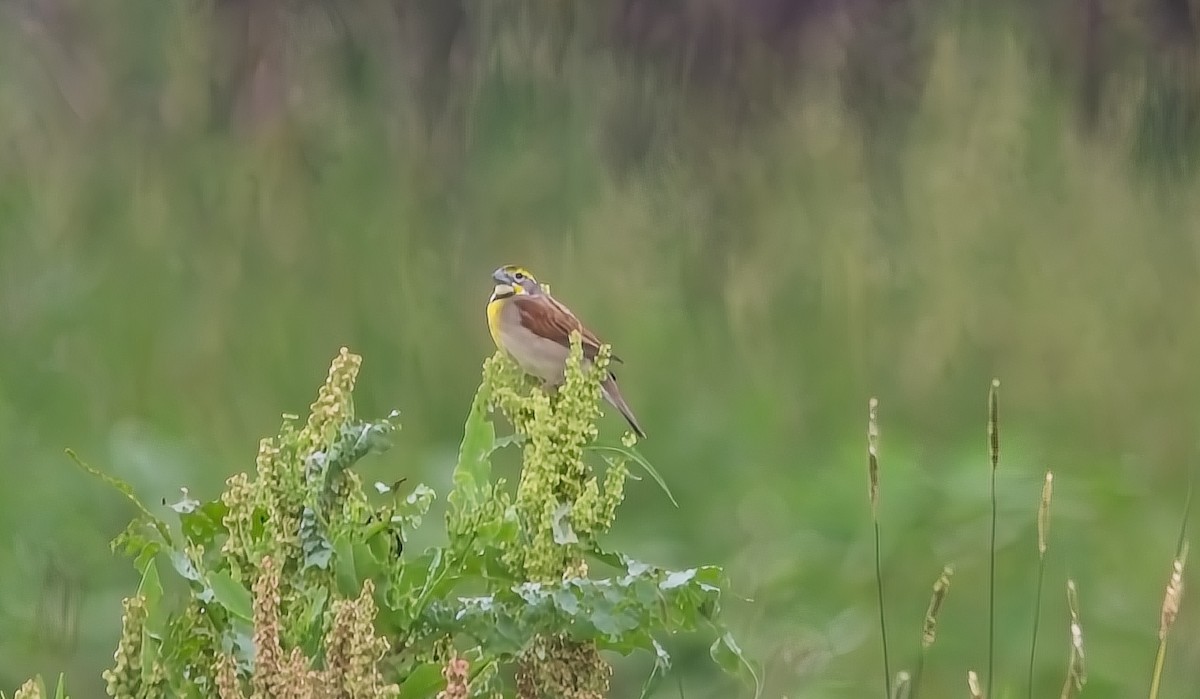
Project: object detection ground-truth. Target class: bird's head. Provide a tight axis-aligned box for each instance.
[491,265,543,299]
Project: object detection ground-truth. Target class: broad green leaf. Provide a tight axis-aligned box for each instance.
[206,570,253,621]
[140,627,158,686]
[447,388,495,529]
[52,673,67,699]
[710,632,762,699]
[352,540,383,583]
[398,662,446,699]
[127,530,162,581]
[334,535,359,598]
[299,586,330,654]
[423,562,726,657]
[177,499,228,549]
[585,444,678,507]
[137,558,167,636]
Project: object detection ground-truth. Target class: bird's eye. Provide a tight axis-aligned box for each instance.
[514,272,526,281]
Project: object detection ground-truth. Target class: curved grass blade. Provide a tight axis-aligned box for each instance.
[586,444,678,507]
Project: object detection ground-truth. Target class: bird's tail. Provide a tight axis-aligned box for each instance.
[600,374,646,440]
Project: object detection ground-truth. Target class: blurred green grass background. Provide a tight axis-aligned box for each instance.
[2,1,1199,696]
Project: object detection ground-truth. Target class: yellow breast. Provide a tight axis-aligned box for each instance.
[486,297,507,350]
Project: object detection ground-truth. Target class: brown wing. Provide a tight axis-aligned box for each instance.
[511,294,623,364]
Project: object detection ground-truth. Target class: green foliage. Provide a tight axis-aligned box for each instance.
[58,344,752,698]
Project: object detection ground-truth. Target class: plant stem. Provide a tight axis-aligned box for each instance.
[986,379,1000,698]
[988,465,997,698]
[1148,640,1167,699]
[874,517,892,696]
[1027,553,1046,699]
[911,649,927,699]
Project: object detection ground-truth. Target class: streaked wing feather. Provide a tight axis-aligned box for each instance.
[511,294,623,364]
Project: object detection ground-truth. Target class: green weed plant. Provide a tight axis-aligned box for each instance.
[10,342,754,698]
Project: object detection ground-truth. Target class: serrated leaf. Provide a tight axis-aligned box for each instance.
[710,632,762,699]
[300,505,335,571]
[398,662,446,699]
[207,570,253,621]
[585,444,678,507]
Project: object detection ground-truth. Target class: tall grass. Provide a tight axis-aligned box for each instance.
[866,382,1198,699]
[1027,471,1053,699]
[867,397,891,695]
[986,379,1000,696]
[1148,470,1193,699]
[1,4,1199,696]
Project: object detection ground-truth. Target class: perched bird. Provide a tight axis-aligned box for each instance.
[486,265,646,439]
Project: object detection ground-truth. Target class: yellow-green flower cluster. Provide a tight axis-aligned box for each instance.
[322,579,399,699]
[483,333,628,581]
[102,595,164,698]
[221,347,367,571]
[217,562,398,699]
[251,555,285,698]
[514,634,612,699]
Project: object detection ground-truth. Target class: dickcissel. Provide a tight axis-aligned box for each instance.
[486,265,646,439]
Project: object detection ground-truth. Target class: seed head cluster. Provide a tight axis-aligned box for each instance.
[483,333,628,582]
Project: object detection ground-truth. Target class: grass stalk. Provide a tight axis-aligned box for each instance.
[1028,471,1054,699]
[867,397,892,696]
[1148,463,1194,699]
[987,379,1000,698]
[910,565,954,699]
[1059,579,1086,699]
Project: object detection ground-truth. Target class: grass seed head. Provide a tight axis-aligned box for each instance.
[1159,542,1188,641]
[868,397,880,515]
[921,565,954,649]
[987,379,1000,471]
[1038,471,1054,557]
[1063,579,1087,695]
[967,670,983,698]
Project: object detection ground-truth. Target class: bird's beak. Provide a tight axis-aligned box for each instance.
[492,268,509,285]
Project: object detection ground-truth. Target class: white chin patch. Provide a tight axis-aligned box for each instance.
[493,283,514,296]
